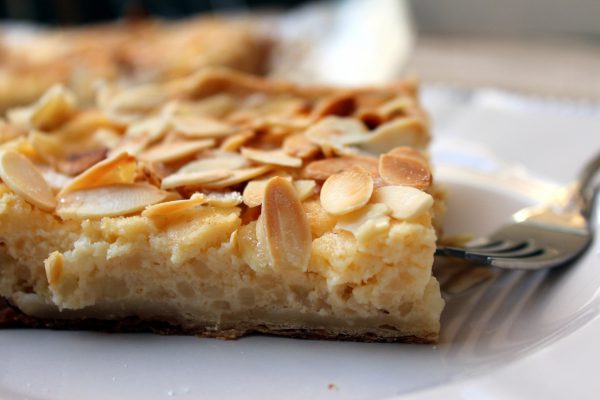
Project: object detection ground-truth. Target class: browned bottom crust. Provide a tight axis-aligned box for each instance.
[0,298,433,344]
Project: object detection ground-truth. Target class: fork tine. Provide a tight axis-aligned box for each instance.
[467,240,527,253]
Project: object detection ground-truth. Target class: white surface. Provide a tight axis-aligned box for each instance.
[1,90,600,399]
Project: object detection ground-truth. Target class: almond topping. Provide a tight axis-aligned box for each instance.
[293,179,317,201]
[387,146,428,161]
[106,84,167,116]
[378,152,432,189]
[172,115,235,138]
[0,150,56,211]
[160,169,233,190]
[372,185,433,220]
[219,130,254,152]
[142,193,206,218]
[177,152,248,174]
[260,177,312,271]
[303,156,380,181]
[204,191,243,207]
[203,165,272,189]
[139,139,215,163]
[56,148,108,176]
[29,85,77,131]
[305,116,367,149]
[320,166,373,215]
[242,176,293,208]
[60,152,137,194]
[57,183,169,219]
[282,133,320,159]
[335,203,391,235]
[241,147,302,168]
[359,117,429,154]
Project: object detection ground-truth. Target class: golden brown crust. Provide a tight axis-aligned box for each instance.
[0,298,436,343]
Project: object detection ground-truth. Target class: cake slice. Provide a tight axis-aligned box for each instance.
[0,68,445,343]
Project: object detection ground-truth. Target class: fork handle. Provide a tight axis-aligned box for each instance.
[575,151,600,218]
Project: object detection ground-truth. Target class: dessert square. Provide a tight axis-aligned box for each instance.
[0,68,444,342]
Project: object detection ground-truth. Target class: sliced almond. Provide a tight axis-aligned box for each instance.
[37,165,72,191]
[125,115,170,143]
[335,203,391,235]
[176,152,248,174]
[282,133,320,159]
[303,156,380,181]
[142,193,206,218]
[203,165,272,189]
[57,183,169,219]
[260,177,312,271]
[29,85,77,131]
[305,116,368,149]
[378,153,432,189]
[358,117,429,154]
[372,185,433,220]
[56,148,108,176]
[242,176,293,208]
[310,93,356,119]
[0,150,56,211]
[219,130,254,152]
[108,132,152,158]
[60,152,137,194]
[204,191,243,207]
[320,166,373,215]
[387,146,428,161]
[172,115,235,138]
[106,84,167,116]
[241,147,302,168]
[139,139,215,163]
[160,169,232,190]
[293,179,317,201]
[28,130,64,163]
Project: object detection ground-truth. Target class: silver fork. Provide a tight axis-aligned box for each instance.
[435,152,600,270]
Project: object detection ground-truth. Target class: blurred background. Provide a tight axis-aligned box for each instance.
[0,0,599,99]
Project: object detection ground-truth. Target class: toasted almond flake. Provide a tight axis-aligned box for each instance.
[139,139,215,163]
[204,191,243,207]
[57,183,169,219]
[125,115,170,143]
[28,130,64,163]
[0,150,56,211]
[358,117,429,155]
[293,179,317,201]
[203,165,272,189]
[160,169,232,189]
[56,148,108,176]
[376,97,414,118]
[305,116,368,149]
[372,185,433,220]
[260,177,312,271]
[108,132,152,158]
[37,165,72,191]
[29,85,77,131]
[379,153,432,189]
[282,133,320,159]
[142,193,206,218]
[60,152,137,194]
[177,152,248,174]
[219,130,254,152]
[241,147,303,168]
[303,156,380,181]
[242,176,293,208]
[336,203,391,235]
[387,146,428,161]
[320,166,373,215]
[56,110,122,139]
[106,84,167,115]
[311,93,356,119]
[172,115,236,138]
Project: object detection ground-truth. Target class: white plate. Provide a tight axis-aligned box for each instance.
[1,88,600,400]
